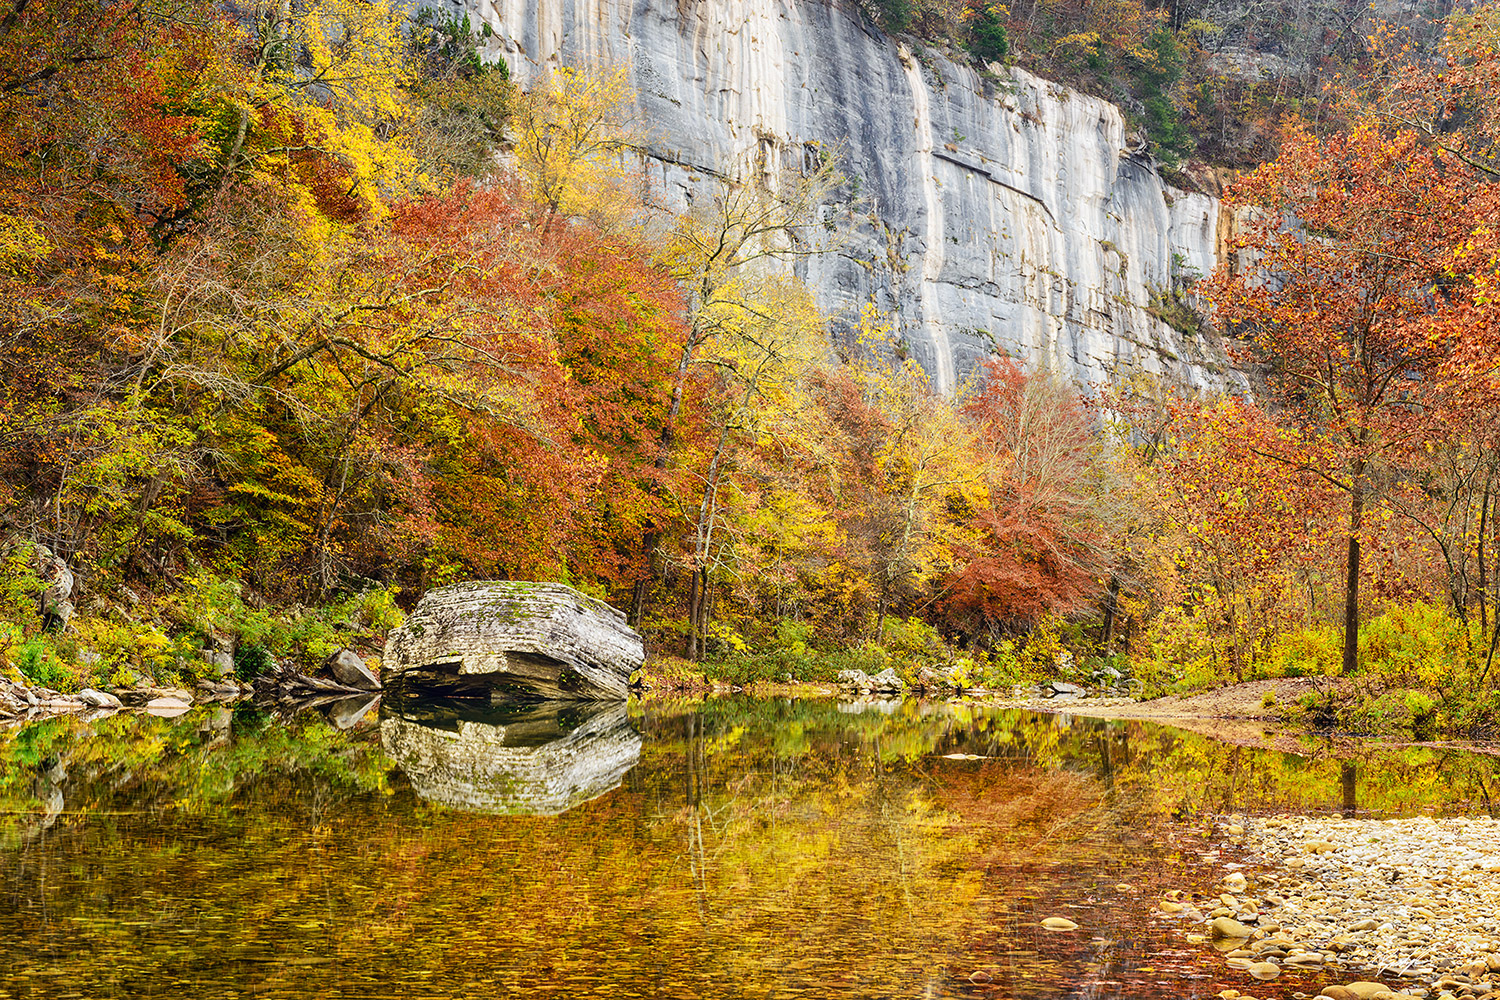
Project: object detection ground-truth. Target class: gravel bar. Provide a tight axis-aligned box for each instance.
[1159,815,1500,1000]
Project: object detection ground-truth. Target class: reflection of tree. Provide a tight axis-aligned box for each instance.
[5,699,1500,997]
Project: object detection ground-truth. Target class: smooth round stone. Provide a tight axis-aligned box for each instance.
[1254,938,1296,952]
[1211,917,1255,940]
[1040,917,1078,931]
[1247,962,1280,980]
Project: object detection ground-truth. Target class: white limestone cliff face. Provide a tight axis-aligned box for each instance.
[445,0,1239,392]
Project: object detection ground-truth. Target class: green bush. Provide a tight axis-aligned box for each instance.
[0,544,44,634]
[1263,625,1343,679]
[1358,601,1470,689]
[1346,688,1439,738]
[1131,605,1223,696]
[967,5,1008,63]
[17,637,76,691]
[167,570,404,670]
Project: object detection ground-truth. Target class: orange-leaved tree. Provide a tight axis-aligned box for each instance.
[1209,117,1493,676]
[943,357,1119,638]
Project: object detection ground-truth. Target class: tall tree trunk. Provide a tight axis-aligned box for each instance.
[1479,469,1492,637]
[633,320,705,626]
[1101,574,1121,653]
[697,568,713,650]
[685,568,702,660]
[1343,476,1364,676]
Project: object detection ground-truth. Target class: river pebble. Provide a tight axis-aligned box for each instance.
[1163,815,1500,998]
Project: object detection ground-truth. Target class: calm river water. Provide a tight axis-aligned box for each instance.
[3,697,1499,999]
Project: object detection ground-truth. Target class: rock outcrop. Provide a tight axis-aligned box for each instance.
[1,539,77,630]
[383,581,644,700]
[437,0,1243,393]
[836,667,906,695]
[380,700,643,814]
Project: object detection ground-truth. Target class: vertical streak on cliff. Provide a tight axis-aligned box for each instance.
[461,0,1243,392]
[900,46,955,397]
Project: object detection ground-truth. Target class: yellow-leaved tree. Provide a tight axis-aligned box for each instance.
[508,65,643,234]
[224,0,424,221]
[847,307,985,641]
[677,272,830,659]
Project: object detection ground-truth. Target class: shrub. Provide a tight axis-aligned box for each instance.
[1358,601,1470,689]
[17,637,76,691]
[1263,625,1343,679]
[1346,688,1439,738]
[967,5,1008,63]
[0,544,43,634]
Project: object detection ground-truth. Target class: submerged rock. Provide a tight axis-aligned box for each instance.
[380,700,642,815]
[1210,917,1254,940]
[383,581,644,701]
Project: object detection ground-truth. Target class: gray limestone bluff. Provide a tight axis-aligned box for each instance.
[438,0,1243,392]
[380,701,643,814]
[383,581,645,700]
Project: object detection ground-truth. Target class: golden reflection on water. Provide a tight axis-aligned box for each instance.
[1,698,1498,998]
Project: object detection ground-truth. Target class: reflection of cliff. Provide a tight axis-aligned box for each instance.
[380,701,642,815]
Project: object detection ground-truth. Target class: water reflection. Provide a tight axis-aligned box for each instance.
[4,699,1500,999]
[379,699,642,815]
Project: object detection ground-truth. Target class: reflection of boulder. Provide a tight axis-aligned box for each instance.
[380,700,642,815]
[327,694,380,730]
[384,582,644,700]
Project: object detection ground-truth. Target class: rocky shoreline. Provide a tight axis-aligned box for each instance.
[0,677,248,720]
[0,648,384,723]
[1159,814,1500,1000]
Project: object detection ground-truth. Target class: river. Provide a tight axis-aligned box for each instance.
[2,697,1498,998]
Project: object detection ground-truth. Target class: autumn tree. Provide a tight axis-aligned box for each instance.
[1209,118,1492,675]
[942,357,1120,639]
[842,311,983,642]
[676,274,828,659]
[635,149,843,638]
[508,64,642,234]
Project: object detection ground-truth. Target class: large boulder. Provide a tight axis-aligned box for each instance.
[324,649,380,690]
[384,581,644,701]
